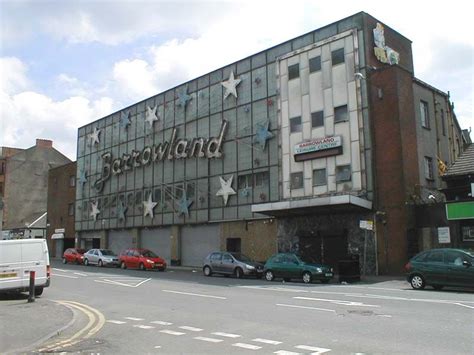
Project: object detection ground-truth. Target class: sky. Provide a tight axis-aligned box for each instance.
[1,0,472,160]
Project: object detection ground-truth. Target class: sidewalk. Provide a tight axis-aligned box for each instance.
[0,294,73,354]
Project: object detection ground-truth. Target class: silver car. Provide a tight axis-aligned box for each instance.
[83,249,120,267]
[203,252,264,278]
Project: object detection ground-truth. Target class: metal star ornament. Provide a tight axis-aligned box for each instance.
[145,105,159,128]
[90,201,100,221]
[120,110,131,129]
[216,175,236,206]
[79,169,87,186]
[221,71,241,100]
[89,127,101,145]
[143,193,158,218]
[177,87,192,108]
[177,194,193,218]
[254,120,274,150]
[117,201,128,221]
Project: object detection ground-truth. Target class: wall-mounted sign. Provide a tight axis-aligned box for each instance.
[438,227,451,244]
[294,136,342,162]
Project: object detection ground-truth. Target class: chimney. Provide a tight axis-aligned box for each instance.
[36,139,53,148]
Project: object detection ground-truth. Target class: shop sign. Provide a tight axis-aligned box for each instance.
[294,136,342,155]
[438,227,451,244]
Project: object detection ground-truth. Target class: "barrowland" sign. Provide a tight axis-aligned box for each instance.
[294,136,342,155]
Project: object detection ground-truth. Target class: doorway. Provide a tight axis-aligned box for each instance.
[226,238,241,253]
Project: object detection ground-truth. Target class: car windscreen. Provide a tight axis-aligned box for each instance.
[141,250,158,258]
[100,249,116,256]
[231,253,252,262]
[297,255,320,264]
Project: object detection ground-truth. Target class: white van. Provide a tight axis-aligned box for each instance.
[0,238,51,296]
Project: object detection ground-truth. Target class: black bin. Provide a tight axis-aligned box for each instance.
[338,257,360,283]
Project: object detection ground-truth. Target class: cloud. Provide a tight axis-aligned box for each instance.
[0,57,31,94]
[112,59,159,102]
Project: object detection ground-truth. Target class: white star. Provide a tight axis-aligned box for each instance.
[221,71,241,100]
[145,105,159,128]
[90,201,100,221]
[216,175,236,206]
[143,193,158,218]
[89,127,101,145]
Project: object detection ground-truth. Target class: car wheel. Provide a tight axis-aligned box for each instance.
[34,287,44,296]
[121,261,127,269]
[203,266,212,276]
[62,258,67,264]
[265,270,274,281]
[234,267,243,279]
[433,285,444,291]
[84,258,89,266]
[98,260,103,267]
[410,274,425,290]
[302,271,312,284]
[139,262,146,271]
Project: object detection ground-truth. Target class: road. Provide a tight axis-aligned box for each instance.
[20,262,474,354]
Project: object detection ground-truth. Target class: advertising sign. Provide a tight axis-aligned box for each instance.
[438,227,451,244]
[294,136,342,155]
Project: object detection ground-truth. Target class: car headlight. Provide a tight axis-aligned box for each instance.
[245,264,255,270]
[146,259,155,264]
[315,267,322,273]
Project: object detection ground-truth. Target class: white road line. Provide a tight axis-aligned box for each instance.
[232,343,262,350]
[106,320,126,324]
[73,272,88,276]
[151,321,173,325]
[252,338,282,345]
[94,278,151,288]
[455,303,474,309]
[179,326,203,332]
[124,317,144,321]
[160,330,186,336]
[238,285,309,293]
[133,325,155,329]
[162,289,227,299]
[212,332,241,338]
[52,268,69,272]
[54,274,79,279]
[377,314,393,318]
[194,337,223,343]
[276,304,336,313]
[294,296,380,308]
[154,346,162,349]
[295,345,331,353]
[274,351,301,355]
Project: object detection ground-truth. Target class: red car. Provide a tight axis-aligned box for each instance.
[62,248,86,264]
[119,248,167,271]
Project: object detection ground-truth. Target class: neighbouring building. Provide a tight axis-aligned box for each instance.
[1,139,71,240]
[75,12,467,274]
[46,161,77,257]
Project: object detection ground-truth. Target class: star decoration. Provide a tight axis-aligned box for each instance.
[89,127,101,145]
[177,87,192,108]
[241,188,250,197]
[117,201,128,221]
[216,175,236,206]
[120,110,131,129]
[221,71,241,100]
[254,120,274,150]
[177,193,193,218]
[79,169,87,186]
[145,105,159,128]
[90,201,100,221]
[143,193,158,218]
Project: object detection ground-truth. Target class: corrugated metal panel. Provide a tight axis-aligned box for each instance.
[108,230,133,255]
[141,228,171,265]
[181,224,220,267]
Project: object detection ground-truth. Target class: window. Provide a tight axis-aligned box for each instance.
[68,203,74,216]
[335,165,351,182]
[69,175,75,187]
[186,182,195,199]
[312,168,327,186]
[331,48,345,65]
[425,251,443,263]
[420,100,430,128]
[288,63,299,80]
[445,251,469,266]
[238,174,252,189]
[440,109,446,136]
[311,111,324,128]
[0,182,3,195]
[334,105,348,123]
[309,56,321,73]
[222,254,233,263]
[424,156,434,180]
[210,253,222,261]
[462,226,474,241]
[0,162,5,175]
[154,188,162,203]
[254,171,268,187]
[290,172,303,189]
[290,116,302,133]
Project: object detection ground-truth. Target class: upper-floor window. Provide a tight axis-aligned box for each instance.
[0,162,5,175]
[309,56,321,73]
[312,168,327,186]
[0,182,3,196]
[424,156,434,180]
[334,105,348,123]
[331,48,345,66]
[69,175,76,187]
[420,100,430,128]
[68,203,75,216]
[288,63,300,80]
[440,109,446,136]
[254,171,269,187]
[290,116,302,133]
[290,172,304,190]
[311,111,324,128]
[335,165,351,182]
[238,174,253,189]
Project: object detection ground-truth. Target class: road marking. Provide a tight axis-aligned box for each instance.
[377,314,392,318]
[154,346,162,349]
[179,326,203,332]
[124,317,144,321]
[54,274,79,279]
[133,325,155,329]
[194,337,224,343]
[73,272,88,276]
[160,330,185,336]
[455,303,474,309]
[151,321,173,325]
[294,296,380,308]
[162,289,227,299]
[276,303,336,313]
[274,351,301,355]
[52,268,69,272]
[238,285,309,293]
[212,332,241,338]
[295,345,331,353]
[233,343,262,350]
[94,278,150,288]
[252,338,282,345]
[106,320,126,324]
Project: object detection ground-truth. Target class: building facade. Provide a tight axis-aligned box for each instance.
[75,12,466,273]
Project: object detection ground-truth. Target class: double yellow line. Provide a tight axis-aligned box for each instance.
[38,300,105,352]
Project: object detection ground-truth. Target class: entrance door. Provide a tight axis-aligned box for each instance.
[299,233,348,272]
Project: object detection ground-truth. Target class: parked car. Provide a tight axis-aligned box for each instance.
[263,253,333,284]
[405,248,474,290]
[83,249,120,267]
[62,248,86,264]
[119,248,167,271]
[203,252,264,278]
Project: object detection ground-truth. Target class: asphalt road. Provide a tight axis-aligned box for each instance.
[18,261,474,354]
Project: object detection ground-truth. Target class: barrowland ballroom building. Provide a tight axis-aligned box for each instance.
[76,12,466,274]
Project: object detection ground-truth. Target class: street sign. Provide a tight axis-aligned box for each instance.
[359,220,374,230]
[438,227,451,244]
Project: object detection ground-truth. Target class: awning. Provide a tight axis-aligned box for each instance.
[51,233,64,240]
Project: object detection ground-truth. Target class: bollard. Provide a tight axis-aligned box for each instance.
[28,270,36,303]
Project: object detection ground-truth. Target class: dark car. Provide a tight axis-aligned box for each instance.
[62,248,86,264]
[203,252,264,278]
[405,248,474,290]
[263,253,333,284]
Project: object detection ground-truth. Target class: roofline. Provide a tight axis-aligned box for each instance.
[413,77,448,97]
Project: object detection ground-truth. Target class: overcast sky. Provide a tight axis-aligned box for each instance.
[1,0,472,160]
